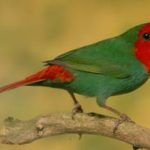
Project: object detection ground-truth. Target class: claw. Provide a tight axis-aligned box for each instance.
[68,91,84,119]
[113,113,134,133]
[100,104,135,133]
[72,103,83,119]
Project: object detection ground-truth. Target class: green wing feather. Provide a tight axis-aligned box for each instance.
[48,36,135,79]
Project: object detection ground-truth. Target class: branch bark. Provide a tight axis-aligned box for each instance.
[0,113,150,149]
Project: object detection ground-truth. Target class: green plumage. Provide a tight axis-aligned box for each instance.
[1,23,149,150]
[33,23,149,106]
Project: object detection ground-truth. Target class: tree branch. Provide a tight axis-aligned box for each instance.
[0,113,150,149]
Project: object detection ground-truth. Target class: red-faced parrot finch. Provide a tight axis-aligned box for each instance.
[1,23,150,125]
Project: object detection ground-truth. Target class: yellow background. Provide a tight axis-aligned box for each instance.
[0,0,150,150]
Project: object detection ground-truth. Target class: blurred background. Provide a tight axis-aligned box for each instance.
[0,0,150,149]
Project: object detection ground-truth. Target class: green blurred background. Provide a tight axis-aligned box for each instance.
[0,0,150,150]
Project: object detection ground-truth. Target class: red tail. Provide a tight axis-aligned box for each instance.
[0,65,74,93]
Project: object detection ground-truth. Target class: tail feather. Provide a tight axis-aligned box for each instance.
[0,78,44,93]
[0,65,74,93]
[0,68,46,93]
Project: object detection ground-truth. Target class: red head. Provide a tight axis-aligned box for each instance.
[135,23,150,73]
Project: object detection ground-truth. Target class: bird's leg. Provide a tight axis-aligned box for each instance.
[68,91,83,139]
[102,104,134,133]
[68,91,83,117]
[102,105,132,120]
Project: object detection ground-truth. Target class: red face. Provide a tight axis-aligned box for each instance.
[135,23,150,73]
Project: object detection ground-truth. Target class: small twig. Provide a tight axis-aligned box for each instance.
[0,113,150,149]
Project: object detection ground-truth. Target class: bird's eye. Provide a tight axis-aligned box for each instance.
[143,33,150,40]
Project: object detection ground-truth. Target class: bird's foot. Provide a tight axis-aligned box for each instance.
[113,113,134,133]
[72,103,83,139]
[68,91,83,118]
[72,103,83,119]
[68,91,83,139]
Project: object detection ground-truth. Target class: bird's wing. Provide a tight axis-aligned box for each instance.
[45,39,132,79]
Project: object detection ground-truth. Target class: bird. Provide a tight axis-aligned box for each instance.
[0,22,150,124]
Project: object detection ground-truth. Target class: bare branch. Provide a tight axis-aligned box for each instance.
[0,113,150,149]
